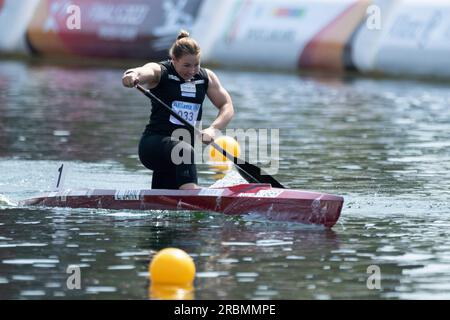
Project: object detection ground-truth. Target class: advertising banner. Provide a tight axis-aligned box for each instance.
[353,0,450,77]
[26,0,204,59]
[205,0,369,72]
[0,0,40,53]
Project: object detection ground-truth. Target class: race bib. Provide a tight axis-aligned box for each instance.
[170,100,201,126]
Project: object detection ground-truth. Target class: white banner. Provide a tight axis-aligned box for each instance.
[353,0,450,77]
[0,0,40,53]
[202,0,365,70]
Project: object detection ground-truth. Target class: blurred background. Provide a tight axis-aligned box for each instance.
[1,0,449,300]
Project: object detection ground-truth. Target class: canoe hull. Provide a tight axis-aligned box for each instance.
[20,184,343,228]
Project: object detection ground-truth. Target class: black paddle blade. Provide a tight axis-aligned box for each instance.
[235,160,285,189]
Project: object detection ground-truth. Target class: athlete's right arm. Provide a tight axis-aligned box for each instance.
[122,63,161,89]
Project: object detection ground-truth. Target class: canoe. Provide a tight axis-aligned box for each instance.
[19,183,343,228]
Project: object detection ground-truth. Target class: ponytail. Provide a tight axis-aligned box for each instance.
[169,30,201,59]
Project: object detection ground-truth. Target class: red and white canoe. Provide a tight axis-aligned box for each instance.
[19,183,343,228]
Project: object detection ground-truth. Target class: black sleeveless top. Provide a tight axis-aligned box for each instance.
[144,60,209,136]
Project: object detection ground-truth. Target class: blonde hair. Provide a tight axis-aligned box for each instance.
[169,30,201,59]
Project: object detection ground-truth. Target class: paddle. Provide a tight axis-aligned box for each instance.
[135,84,285,189]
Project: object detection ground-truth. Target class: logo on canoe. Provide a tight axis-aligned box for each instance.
[114,190,141,201]
[198,189,224,197]
[237,190,283,198]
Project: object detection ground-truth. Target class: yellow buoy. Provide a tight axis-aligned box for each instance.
[149,248,196,286]
[209,136,241,163]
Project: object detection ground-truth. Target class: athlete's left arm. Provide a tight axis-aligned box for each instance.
[202,69,234,142]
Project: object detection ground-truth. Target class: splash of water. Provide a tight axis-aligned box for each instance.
[0,194,16,207]
[209,170,247,188]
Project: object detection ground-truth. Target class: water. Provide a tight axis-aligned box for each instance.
[0,59,449,299]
